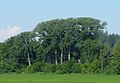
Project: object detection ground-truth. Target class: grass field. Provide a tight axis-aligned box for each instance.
[0,73,120,83]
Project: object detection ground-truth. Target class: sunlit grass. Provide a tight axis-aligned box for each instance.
[0,73,119,83]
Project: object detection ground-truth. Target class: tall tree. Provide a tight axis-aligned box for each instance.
[110,40,120,74]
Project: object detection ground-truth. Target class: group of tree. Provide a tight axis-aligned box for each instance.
[0,17,120,74]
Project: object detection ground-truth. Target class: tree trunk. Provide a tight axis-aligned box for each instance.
[77,59,81,63]
[27,52,31,66]
[55,50,58,65]
[68,47,71,61]
[60,48,63,64]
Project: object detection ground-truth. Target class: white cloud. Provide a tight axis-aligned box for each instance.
[0,26,21,42]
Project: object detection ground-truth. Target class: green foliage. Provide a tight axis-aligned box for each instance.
[0,61,16,73]
[110,40,120,74]
[56,61,74,74]
[0,17,120,74]
[22,62,56,73]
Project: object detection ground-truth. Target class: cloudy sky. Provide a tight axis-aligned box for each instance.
[0,0,120,42]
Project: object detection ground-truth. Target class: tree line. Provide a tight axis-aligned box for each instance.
[0,17,120,74]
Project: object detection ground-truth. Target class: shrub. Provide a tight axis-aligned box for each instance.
[55,61,81,74]
[23,62,56,73]
[43,63,55,73]
[32,61,45,72]
[0,61,16,73]
[72,63,81,73]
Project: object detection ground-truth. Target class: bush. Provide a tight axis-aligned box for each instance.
[0,61,16,73]
[42,63,56,73]
[16,67,26,74]
[72,63,81,73]
[89,59,100,73]
[55,61,81,74]
[23,62,56,73]
[80,64,89,73]
[32,61,45,72]
[14,61,111,74]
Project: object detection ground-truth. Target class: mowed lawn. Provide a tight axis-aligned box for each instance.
[0,73,120,83]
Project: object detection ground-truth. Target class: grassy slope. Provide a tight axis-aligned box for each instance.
[0,73,120,83]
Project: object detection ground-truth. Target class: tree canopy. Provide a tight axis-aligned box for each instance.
[0,17,120,74]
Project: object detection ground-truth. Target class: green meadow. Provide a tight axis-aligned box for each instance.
[0,73,119,83]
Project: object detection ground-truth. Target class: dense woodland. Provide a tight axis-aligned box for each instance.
[0,17,120,74]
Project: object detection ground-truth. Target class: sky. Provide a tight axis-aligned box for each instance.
[0,0,120,42]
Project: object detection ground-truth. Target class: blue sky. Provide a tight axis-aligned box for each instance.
[0,0,120,42]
